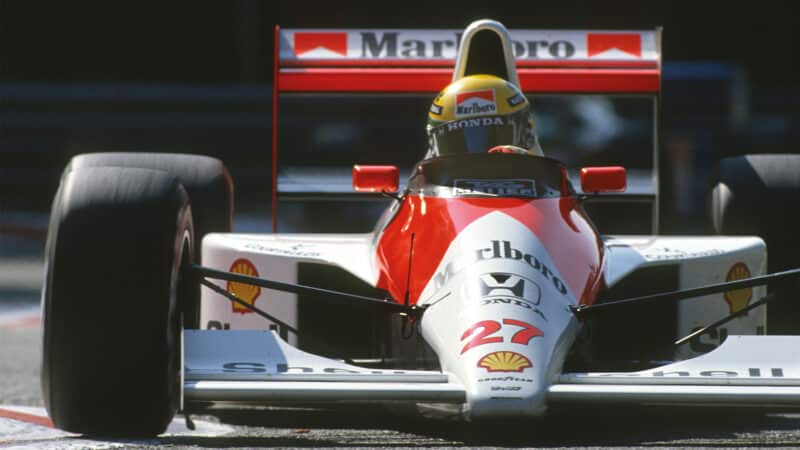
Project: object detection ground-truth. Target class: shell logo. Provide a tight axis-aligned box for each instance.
[723,262,752,314]
[477,351,532,373]
[227,259,261,314]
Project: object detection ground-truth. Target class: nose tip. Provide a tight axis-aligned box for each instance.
[466,390,548,420]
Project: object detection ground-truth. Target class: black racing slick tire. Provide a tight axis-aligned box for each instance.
[66,152,233,253]
[66,152,233,328]
[709,154,800,334]
[41,167,194,437]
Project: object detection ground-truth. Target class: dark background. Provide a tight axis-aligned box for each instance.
[1,0,799,233]
[1,1,797,86]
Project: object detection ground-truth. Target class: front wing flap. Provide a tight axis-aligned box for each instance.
[550,335,800,407]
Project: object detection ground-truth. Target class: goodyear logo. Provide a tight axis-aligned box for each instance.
[477,351,532,373]
[724,262,752,314]
[227,259,261,314]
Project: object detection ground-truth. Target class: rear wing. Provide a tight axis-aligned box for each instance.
[272,21,663,231]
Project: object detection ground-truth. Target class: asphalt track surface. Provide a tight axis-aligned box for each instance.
[3,226,800,449]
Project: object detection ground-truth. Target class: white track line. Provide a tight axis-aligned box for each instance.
[0,405,233,449]
[0,308,41,328]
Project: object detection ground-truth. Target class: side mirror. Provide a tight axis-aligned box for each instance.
[352,165,399,193]
[580,166,626,193]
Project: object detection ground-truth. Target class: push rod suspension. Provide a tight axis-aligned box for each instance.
[192,265,410,313]
[574,267,800,317]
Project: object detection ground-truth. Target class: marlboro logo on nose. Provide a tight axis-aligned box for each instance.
[294,32,348,57]
[586,33,641,58]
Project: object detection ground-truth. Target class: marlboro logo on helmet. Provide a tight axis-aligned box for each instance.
[455,90,497,117]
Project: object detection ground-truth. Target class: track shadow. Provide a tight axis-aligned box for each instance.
[186,405,800,448]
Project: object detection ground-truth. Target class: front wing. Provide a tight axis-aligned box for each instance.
[182,330,465,406]
[182,331,800,411]
[550,335,800,407]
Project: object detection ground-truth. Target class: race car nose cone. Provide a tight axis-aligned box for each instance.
[415,211,584,420]
[420,275,579,420]
[458,332,557,420]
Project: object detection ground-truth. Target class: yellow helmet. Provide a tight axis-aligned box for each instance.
[426,74,542,158]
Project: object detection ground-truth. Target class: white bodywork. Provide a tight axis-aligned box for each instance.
[200,232,377,345]
[201,232,767,359]
[416,212,579,418]
[604,235,767,359]
[197,222,776,418]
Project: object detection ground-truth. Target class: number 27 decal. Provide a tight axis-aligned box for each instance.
[460,318,543,354]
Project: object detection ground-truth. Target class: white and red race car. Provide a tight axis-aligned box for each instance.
[40,20,800,437]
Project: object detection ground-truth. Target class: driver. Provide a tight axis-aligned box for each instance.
[426,74,543,158]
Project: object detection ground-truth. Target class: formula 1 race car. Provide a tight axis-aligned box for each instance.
[40,20,800,437]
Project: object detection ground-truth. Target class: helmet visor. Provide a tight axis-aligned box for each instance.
[429,109,532,156]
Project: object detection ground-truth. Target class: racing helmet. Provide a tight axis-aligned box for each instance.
[426,74,543,158]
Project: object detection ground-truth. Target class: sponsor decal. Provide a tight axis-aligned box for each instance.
[218,362,416,375]
[639,247,724,261]
[361,32,461,58]
[478,376,533,383]
[474,272,547,319]
[506,93,525,107]
[460,318,543,354]
[433,240,568,296]
[455,89,496,117]
[477,351,532,373]
[578,367,785,378]
[283,30,658,61]
[243,242,321,258]
[429,103,443,115]
[294,32,348,57]
[586,33,641,58]
[513,40,575,59]
[491,386,521,391]
[227,259,261,314]
[454,179,536,197]
[481,272,525,298]
[443,116,505,132]
[479,298,547,321]
[357,31,576,60]
[724,262,752,314]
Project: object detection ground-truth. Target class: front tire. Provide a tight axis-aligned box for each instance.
[41,166,194,436]
[65,152,233,328]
